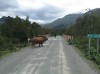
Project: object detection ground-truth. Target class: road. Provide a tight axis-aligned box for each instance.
[0,36,98,74]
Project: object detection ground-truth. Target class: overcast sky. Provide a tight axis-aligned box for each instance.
[0,0,100,24]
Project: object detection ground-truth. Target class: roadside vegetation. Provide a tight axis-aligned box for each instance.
[0,16,47,57]
[68,37,100,69]
[65,12,100,69]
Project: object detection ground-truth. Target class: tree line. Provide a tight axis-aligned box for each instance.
[0,16,47,55]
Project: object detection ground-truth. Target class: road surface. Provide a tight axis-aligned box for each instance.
[0,36,98,74]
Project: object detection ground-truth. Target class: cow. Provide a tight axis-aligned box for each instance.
[37,35,48,41]
[31,35,48,47]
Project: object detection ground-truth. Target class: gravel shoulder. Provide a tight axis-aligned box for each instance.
[71,45,100,74]
[62,38,98,74]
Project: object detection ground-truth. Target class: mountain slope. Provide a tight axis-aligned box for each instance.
[44,13,83,29]
[66,8,100,36]
[0,16,14,24]
[0,16,7,24]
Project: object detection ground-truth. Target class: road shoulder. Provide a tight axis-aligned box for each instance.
[71,45,100,74]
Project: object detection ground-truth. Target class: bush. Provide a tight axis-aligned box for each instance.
[72,36,100,68]
[0,37,15,52]
[95,55,100,65]
[0,35,5,51]
[68,40,74,45]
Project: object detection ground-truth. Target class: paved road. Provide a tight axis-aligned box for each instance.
[0,36,98,74]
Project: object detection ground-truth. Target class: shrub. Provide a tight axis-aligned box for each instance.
[95,55,100,65]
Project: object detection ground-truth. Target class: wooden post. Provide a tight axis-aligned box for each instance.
[88,38,91,55]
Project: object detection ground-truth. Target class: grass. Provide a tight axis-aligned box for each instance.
[0,50,11,60]
[0,43,28,59]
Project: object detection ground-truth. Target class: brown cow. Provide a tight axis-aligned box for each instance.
[31,36,48,47]
[37,35,48,41]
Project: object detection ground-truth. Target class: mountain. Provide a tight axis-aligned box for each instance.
[85,8,100,16]
[0,16,7,24]
[0,16,14,24]
[44,13,83,29]
[66,8,100,36]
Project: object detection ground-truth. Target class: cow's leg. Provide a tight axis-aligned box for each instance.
[33,43,35,46]
[31,43,35,48]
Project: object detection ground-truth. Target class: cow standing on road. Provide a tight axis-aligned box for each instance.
[31,35,48,47]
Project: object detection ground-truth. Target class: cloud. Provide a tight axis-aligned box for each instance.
[0,0,65,23]
[11,4,64,23]
[0,0,100,24]
[0,0,18,11]
[31,5,64,20]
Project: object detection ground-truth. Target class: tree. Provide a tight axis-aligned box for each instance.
[30,22,42,37]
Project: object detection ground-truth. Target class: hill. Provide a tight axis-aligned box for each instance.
[44,13,83,29]
[66,8,100,36]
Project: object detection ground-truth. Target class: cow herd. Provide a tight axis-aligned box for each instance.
[29,35,48,47]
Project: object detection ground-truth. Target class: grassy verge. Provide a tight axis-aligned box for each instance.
[0,43,28,59]
[0,50,11,59]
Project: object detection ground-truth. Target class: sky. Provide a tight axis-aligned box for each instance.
[0,0,100,24]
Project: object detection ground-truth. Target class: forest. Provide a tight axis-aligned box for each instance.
[0,16,48,57]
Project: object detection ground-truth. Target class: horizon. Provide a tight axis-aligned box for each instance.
[0,8,96,25]
[0,0,100,24]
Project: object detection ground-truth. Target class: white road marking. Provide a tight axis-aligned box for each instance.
[34,62,44,74]
[20,63,37,74]
[10,63,38,74]
[58,38,71,74]
[34,39,55,74]
[33,57,47,60]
